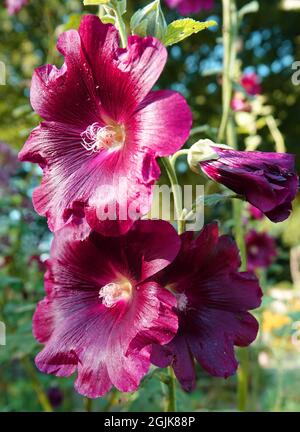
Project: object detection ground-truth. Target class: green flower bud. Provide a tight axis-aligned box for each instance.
[130,0,167,40]
[187,139,221,174]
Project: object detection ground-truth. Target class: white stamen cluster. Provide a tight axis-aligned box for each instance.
[81,123,121,153]
[176,292,188,312]
[99,281,132,308]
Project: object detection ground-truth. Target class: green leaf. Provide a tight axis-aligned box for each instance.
[162,19,217,46]
[203,192,239,207]
[60,14,82,31]
[238,1,259,19]
[100,14,116,24]
[130,0,167,40]
[83,0,110,5]
[189,192,240,214]
[0,276,22,289]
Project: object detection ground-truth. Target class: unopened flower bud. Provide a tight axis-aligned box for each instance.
[130,0,167,40]
[187,139,221,174]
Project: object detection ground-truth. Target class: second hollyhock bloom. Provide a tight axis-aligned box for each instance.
[165,0,214,15]
[188,139,298,223]
[151,223,262,391]
[231,74,261,112]
[33,220,180,398]
[246,230,277,272]
[240,73,262,97]
[5,0,28,15]
[248,204,264,220]
[19,15,192,236]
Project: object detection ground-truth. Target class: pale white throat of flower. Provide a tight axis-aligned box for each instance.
[81,122,125,153]
[99,280,133,308]
[166,282,189,312]
[249,245,259,255]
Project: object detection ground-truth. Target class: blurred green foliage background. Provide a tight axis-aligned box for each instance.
[1,0,300,412]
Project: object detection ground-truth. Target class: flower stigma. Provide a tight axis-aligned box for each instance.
[81,121,125,153]
[99,280,133,308]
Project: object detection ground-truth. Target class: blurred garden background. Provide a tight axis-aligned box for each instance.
[1,0,300,412]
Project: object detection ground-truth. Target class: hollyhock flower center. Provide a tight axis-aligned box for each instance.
[176,292,188,312]
[249,245,259,255]
[99,280,133,308]
[81,121,125,153]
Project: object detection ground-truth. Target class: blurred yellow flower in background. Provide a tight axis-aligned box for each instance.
[263,311,291,333]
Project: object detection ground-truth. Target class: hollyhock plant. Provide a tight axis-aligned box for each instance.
[189,140,299,223]
[5,0,28,15]
[151,223,262,391]
[19,15,192,237]
[165,0,214,15]
[33,220,180,398]
[240,73,262,97]
[246,230,277,272]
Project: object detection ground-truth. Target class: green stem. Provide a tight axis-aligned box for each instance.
[220,0,249,411]
[265,115,286,153]
[98,5,106,18]
[167,367,177,412]
[232,137,250,412]
[170,149,189,169]
[114,5,127,48]
[190,125,218,138]
[218,0,234,143]
[103,388,118,411]
[233,190,249,410]
[161,157,183,232]
[161,156,185,411]
[237,348,250,411]
[22,357,53,412]
[84,397,93,412]
[233,200,247,269]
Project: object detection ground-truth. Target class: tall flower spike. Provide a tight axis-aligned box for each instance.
[19,15,192,237]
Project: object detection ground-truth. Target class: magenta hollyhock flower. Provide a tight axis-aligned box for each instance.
[165,0,214,15]
[248,204,264,220]
[246,230,277,272]
[33,220,179,398]
[198,142,299,223]
[151,223,262,391]
[19,15,192,237]
[5,0,28,15]
[240,73,262,96]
